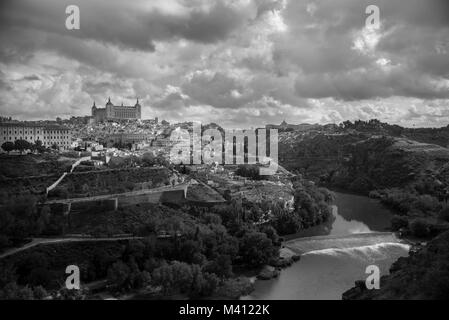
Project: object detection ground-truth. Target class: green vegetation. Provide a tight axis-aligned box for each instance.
[151,261,219,297]
[0,198,66,252]
[438,206,449,222]
[0,154,71,179]
[1,141,14,154]
[0,138,334,300]
[409,218,431,238]
[108,153,170,169]
[0,200,281,299]
[390,215,408,231]
[1,140,47,155]
[272,180,333,236]
[48,167,173,199]
[235,165,265,180]
[279,125,449,239]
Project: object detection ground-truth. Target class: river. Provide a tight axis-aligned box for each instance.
[242,191,410,300]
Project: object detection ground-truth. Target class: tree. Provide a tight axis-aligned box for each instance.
[178,240,201,264]
[0,282,34,300]
[410,218,430,238]
[236,165,261,180]
[0,234,10,251]
[438,206,449,222]
[152,261,194,295]
[34,140,45,153]
[107,261,131,290]
[142,152,156,167]
[32,286,48,300]
[391,215,408,231]
[1,141,14,154]
[14,139,32,154]
[273,211,302,235]
[132,270,151,289]
[239,231,278,267]
[203,254,233,278]
[260,225,280,245]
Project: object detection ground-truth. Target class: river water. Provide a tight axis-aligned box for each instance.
[242,191,410,300]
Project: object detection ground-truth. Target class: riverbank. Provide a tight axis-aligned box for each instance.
[343,230,449,299]
[242,190,409,300]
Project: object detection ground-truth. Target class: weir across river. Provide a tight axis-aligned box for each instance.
[284,232,405,255]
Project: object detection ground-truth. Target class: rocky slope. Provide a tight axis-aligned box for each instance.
[343,230,449,300]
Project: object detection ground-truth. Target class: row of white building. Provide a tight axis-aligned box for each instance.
[0,122,72,150]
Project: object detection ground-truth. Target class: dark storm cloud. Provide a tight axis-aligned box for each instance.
[146,1,252,44]
[0,0,253,52]
[0,0,449,126]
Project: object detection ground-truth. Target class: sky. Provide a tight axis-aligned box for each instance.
[0,0,448,128]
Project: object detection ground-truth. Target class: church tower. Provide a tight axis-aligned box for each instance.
[106,97,114,118]
[91,101,97,117]
[135,98,142,119]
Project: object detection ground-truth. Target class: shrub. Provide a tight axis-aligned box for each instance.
[238,231,278,267]
[438,206,449,222]
[273,212,301,236]
[368,190,382,199]
[0,234,11,251]
[409,218,430,238]
[391,215,409,231]
[32,286,48,300]
[1,141,14,153]
[413,195,440,214]
[348,176,372,193]
[235,165,261,180]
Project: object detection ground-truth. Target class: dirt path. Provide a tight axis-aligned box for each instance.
[0,236,143,260]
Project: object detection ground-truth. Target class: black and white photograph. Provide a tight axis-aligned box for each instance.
[0,0,449,308]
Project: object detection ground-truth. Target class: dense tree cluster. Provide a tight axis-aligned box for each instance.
[0,199,65,252]
[1,140,47,154]
[339,119,404,136]
[271,181,333,236]
[1,199,283,299]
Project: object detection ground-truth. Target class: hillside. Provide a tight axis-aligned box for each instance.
[277,126,449,300]
[279,132,449,197]
[343,230,449,300]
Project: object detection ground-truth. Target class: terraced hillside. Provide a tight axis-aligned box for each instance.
[47,167,177,199]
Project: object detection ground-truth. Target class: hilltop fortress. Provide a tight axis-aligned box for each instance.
[91,98,141,122]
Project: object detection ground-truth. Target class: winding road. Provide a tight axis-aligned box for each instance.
[0,236,143,260]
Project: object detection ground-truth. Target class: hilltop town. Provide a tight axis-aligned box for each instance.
[0,105,336,300]
[1,111,449,300]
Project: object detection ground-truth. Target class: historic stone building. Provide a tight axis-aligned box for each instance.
[0,122,72,150]
[91,98,142,122]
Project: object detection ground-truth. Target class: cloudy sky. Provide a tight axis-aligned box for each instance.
[0,0,448,128]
